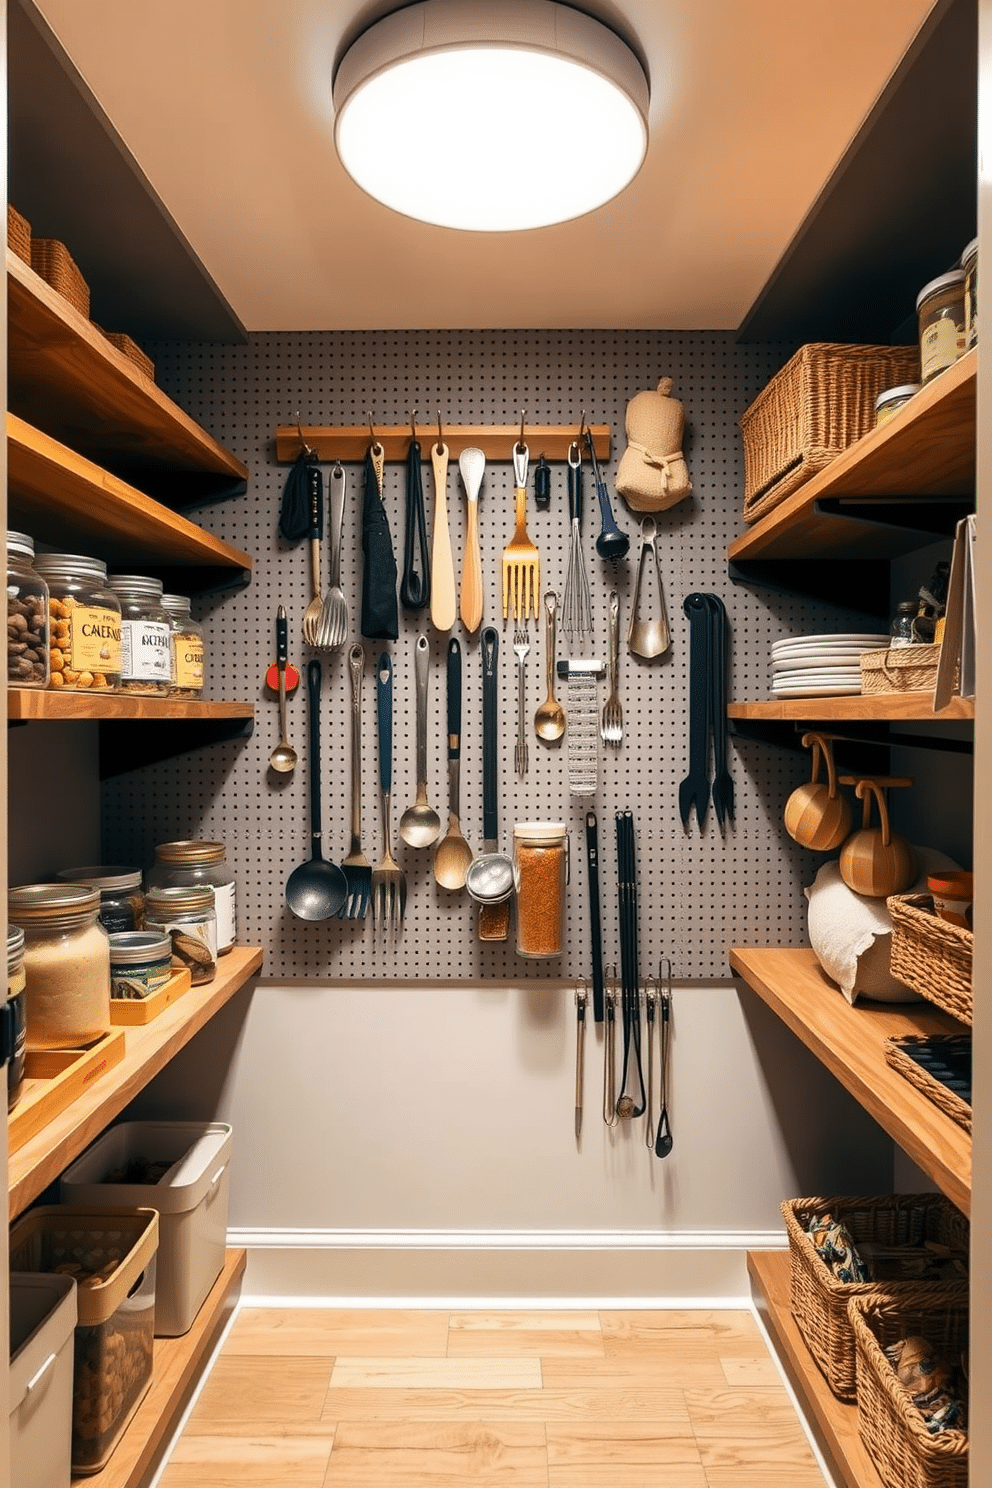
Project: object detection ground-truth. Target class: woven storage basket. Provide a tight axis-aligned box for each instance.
[861,644,940,695]
[782,1193,968,1401]
[739,342,920,523]
[30,238,90,317]
[7,203,31,263]
[887,893,972,1024]
[103,331,155,381]
[849,1285,969,1488]
[885,1035,971,1134]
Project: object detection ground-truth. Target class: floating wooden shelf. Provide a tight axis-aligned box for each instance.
[7,249,248,504]
[7,689,254,724]
[731,946,970,1215]
[274,421,611,464]
[728,694,973,723]
[8,945,263,1220]
[728,349,976,564]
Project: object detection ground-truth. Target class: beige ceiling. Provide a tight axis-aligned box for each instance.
[35,0,937,332]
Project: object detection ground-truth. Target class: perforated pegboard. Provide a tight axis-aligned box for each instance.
[100,330,884,980]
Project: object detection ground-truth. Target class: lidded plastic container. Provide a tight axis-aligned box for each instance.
[961,236,978,349]
[56,866,145,933]
[145,884,217,985]
[6,923,27,1109]
[7,530,50,687]
[147,840,236,954]
[9,1271,77,1488]
[32,553,121,691]
[108,574,172,696]
[916,269,966,383]
[7,884,111,1050]
[874,384,920,426]
[513,822,568,959]
[161,593,205,697]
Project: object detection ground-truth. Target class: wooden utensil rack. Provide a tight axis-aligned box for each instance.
[274,423,611,464]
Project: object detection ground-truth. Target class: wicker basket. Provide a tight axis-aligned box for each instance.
[7,203,31,264]
[885,1035,971,1134]
[30,238,90,317]
[739,342,920,523]
[861,645,941,696]
[103,331,155,382]
[849,1285,969,1488]
[887,893,972,1025]
[782,1194,969,1400]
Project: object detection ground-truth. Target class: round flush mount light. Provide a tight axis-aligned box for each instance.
[332,0,649,232]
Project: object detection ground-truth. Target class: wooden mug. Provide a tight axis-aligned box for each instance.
[839,777,915,898]
[783,733,852,850]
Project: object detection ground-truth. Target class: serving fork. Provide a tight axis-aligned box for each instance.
[301,471,325,644]
[601,588,623,746]
[371,650,407,931]
[316,462,349,650]
[338,644,371,919]
[513,622,530,776]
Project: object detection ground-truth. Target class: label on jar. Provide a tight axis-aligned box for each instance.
[70,605,122,673]
[146,915,218,984]
[214,881,236,951]
[121,620,172,681]
[921,318,962,380]
[111,960,172,999]
[174,635,204,690]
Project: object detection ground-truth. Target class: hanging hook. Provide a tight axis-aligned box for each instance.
[516,409,527,455]
[368,410,383,456]
[436,409,446,453]
[295,411,314,457]
[409,409,418,442]
[578,410,588,447]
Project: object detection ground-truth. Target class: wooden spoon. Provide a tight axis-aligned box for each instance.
[430,437,456,632]
[839,777,915,897]
[458,446,485,632]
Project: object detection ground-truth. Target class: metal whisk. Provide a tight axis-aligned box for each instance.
[561,441,592,641]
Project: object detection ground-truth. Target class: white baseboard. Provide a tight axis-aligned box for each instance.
[230,1227,787,1306]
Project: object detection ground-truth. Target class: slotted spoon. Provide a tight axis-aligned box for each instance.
[317,463,348,649]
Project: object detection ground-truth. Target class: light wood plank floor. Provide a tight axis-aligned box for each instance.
[161,1308,827,1487]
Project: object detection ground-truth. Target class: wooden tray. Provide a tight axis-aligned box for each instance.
[110,967,191,1025]
[9,1029,126,1152]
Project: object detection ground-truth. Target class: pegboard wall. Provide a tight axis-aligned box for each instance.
[100,329,884,980]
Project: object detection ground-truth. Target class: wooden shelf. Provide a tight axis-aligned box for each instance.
[749,1250,884,1488]
[731,946,970,1214]
[275,421,611,464]
[728,694,973,723]
[8,689,254,723]
[7,414,252,592]
[70,1247,246,1488]
[8,946,263,1220]
[728,350,976,564]
[7,249,248,505]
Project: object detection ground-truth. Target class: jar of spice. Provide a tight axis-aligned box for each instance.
[145,884,217,984]
[7,531,50,688]
[513,822,568,959]
[874,384,920,427]
[32,553,122,691]
[7,884,111,1050]
[890,600,920,647]
[147,840,236,954]
[56,866,145,933]
[108,930,173,999]
[161,593,205,698]
[5,924,27,1109]
[961,237,978,349]
[916,270,966,383]
[109,574,173,696]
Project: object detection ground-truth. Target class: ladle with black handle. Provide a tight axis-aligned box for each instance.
[286,660,348,920]
[584,427,629,564]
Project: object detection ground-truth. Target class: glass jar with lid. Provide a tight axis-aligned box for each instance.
[7,884,111,1049]
[108,574,173,696]
[7,531,50,688]
[5,924,27,1109]
[916,269,966,383]
[161,593,205,698]
[56,866,145,933]
[108,930,173,1000]
[961,236,978,349]
[874,384,920,427]
[147,840,236,954]
[513,822,568,959]
[145,885,217,984]
[890,599,920,647]
[32,553,122,691]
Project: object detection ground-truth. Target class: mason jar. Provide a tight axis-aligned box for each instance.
[145,884,217,985]
[513,822,568,959]
[7,884,111,1049]
[108,930,173,999]
[7,531,50,688]
[32,552,121,691]
[109,573,173,696]
[961,236,978,349]
[6,924,27,1109]
[916,269,966,383]
[161,593,205,698]
[147,840,236,953]
[56,865,145,933]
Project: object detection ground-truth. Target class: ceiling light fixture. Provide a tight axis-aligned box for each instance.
[332,0,649,232]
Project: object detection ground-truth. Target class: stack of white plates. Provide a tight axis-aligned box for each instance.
[770,633,889,697]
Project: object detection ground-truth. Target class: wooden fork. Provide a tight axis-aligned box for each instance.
[501,442,540,621]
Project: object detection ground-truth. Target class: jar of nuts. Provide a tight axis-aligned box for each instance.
[33,553,122,691]
[161,593,205,697]
[108,574,173,696]
[7,531,50,688]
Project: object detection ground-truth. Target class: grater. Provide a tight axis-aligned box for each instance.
[557,658,605,795]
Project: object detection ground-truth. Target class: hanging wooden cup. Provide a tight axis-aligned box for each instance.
[839,778,915,898]
[783,732,852,850]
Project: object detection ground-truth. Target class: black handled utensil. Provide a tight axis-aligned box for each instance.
[705,593,735,828]
[286,660,348,920]
[679,594,712,832]
[400,436,431,610]
[585,811,605,1022]
[584,427,629,563]
[654,960,674,1158]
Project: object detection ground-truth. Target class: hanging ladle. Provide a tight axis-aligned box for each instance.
[584,426,629,563]
[286,659,348,920]
[466,628,515,909]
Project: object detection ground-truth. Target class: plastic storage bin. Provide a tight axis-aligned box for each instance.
[61,1120,232,1336]
[8,1205,158,1475]
[10,1272,77,1488]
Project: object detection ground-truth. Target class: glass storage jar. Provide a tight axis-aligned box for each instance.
[108,574,173,696]
[7,531,50,688]
[7,884,111,1049]
[874,384,920,427]
[56,866,145,933]
[145,884,217,984]
[161,593,204,698]
[513,822,568,959]
[6,924,27,1109]
[108,930,173,999]
[32,553,122,691]
[890,599,920,647]
[916,269,966,383]
[961,236,978,349]
[147,840,236,954]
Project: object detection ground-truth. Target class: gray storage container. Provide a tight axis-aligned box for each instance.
[10,1272,77,1488]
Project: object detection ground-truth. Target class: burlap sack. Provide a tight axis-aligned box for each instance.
[615,376,692,512]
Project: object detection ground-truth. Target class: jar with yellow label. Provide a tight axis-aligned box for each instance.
[109,574,173,696]
[32,553,122,691]
[161,593,205,698]
[961,237,978,349]
[916,270,966,383]
[5,924,27,1109]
